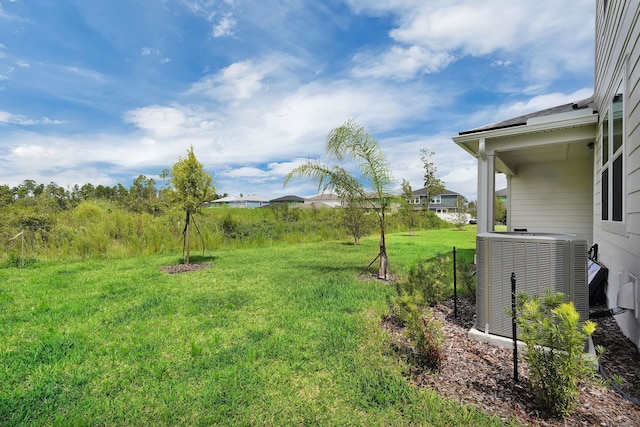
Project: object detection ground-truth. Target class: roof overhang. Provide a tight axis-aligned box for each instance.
[453,108,598,176]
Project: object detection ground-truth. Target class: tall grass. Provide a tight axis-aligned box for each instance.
[1,201,449,265]
[0,229,510,426]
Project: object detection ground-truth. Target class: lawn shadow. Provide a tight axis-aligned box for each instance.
[186,254,217,264]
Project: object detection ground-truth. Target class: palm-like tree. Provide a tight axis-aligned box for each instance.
[285,119,393,280]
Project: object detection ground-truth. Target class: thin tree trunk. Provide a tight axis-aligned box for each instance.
[378,212,390,280]
[184,212,191,265]
[379,247,389,280]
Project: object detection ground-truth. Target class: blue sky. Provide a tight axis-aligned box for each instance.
[0,0,594,201]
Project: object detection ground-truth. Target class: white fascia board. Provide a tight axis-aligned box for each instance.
[452,111,598,154]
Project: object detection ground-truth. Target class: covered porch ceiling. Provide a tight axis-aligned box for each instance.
[495,139,595,176]
[454,108,598,176]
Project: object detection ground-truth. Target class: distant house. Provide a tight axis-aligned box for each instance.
[306,193,342,208]
[452,0,640,350]
[269,195,306,206]
[405,188,469,223]
[409,188,466,211]
[209,195,270,208]
[496,188,508,203]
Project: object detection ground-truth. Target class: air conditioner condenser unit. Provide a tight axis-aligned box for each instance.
[476,232,589,339]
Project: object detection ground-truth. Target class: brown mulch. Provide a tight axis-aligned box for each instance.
[160,263,211,274]
[382,296,640,426]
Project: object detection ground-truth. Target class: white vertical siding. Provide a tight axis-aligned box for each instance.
[509,158,593,240]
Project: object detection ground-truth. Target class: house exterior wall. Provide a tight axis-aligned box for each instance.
[594,0,640,348]
[509,158,593,241]
[408,189,465,213]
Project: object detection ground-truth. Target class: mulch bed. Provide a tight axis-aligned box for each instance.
[160,263,211,274]
[382,296,640,426]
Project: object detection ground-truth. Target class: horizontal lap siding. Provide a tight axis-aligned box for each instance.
[624,4,640,247]
[510,158,593,240]
[627,13,640,242]
[594,0,640,349]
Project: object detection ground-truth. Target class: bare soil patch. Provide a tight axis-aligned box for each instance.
[383,296,640,426]
[160,263,211,274]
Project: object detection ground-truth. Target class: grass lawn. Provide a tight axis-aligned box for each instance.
[0,226,508,426]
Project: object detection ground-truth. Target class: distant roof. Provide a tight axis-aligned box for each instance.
[458,96,594,135]
[211,194,269,203]
[496,188,508,197]
[307,193,340,201]
[270,195,306,203]
[413,187,463,197]
[291,201,331,209]
[212,196,237,203]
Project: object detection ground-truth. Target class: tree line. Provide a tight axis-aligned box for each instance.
[0,175,228,216]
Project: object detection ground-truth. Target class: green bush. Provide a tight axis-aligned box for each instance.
[407,258,448,307]
[391,292,444,370]
[390,257,449,370]
[456,256,476,296]
[515,290,598,416]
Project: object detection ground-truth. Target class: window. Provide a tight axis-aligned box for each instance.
[431,195,442,204]
[601,82,624,223]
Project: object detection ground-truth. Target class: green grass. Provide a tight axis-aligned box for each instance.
[0,226,510,426]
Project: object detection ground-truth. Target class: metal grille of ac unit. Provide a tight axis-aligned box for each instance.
[476,232,588,339]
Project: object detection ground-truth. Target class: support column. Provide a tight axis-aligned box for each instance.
[477,138,495,234]
[505,175,512,231]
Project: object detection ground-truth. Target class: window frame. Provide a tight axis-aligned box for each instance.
[600,79,626,234]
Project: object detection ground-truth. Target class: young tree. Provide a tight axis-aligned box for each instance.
[285,119,394,279]
[0,184,14,207]
[495,195,507,224]
[467,200,477,219]
[335,167,370,245]
[399,179,416,236]
[170,147,214,265]
[452,195,469,230]
[420,149,445,209]
[341,197,372,245]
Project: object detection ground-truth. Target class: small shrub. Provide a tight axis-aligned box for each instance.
[515,289,598,416]
[392,292,444,370]
[411,311,444,370]
[221,213,240,239]
[456,257,476,296]
[391,258,448,370]
[407,258,448,306]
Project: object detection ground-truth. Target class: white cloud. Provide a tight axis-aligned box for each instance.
[123,105,221,139]
[347,0,593,86]
[141,47,159,56]
[187,60,267,101]
[222,166,267,178]
[141,47,171,64]
[352,45,454,80]
[0,111,66,125]
[496,88,594,120]
[182,0,238,39]
[212,14,237,38]
[181,0,220,21]
[490,60,512,68]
